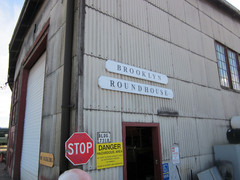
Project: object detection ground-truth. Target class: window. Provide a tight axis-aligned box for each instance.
[10,75,19,126]
[228,50,240,90]
[215,42,240,91]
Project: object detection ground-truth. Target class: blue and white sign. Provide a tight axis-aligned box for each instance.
[162,163,170,180]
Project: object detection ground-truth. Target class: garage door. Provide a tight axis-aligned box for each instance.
[20,53,46,180]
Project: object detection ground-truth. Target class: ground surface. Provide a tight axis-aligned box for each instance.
[0,162,11,180]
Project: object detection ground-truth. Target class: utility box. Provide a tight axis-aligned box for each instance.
[214,144,240,180]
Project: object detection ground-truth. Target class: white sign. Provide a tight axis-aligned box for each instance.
[97,132,111,143]
[98,76,174,99]
[172,145,180,165]
[106,60,168,85]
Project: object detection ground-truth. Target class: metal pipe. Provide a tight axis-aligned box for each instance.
[60,0,74,174]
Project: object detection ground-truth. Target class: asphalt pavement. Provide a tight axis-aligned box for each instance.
[0,162,11,180]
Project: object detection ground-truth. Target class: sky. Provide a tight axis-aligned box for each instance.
[226,0,240,10]
[0,0,239,128]
[0,0,24,128]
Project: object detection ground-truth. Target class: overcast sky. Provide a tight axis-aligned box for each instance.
[0,0,239,128]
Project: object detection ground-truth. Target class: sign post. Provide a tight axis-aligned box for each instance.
[65,132,94,165]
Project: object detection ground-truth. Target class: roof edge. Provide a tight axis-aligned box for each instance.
[210,0,240,19]
[8,0,44,89]
[9,0,29,50]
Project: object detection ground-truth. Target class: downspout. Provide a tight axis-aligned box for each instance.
[60,0,74,174]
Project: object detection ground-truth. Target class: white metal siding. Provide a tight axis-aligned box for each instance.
[80,0,239,179]
[83,110,122,172]
[21,53,46,180]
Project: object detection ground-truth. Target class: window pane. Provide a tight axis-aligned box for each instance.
[218,61,221,68]
[227,50,240,90]
[216,44,230,87]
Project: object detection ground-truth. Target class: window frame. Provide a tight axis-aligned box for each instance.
[10,74,20,126]
[215,41,240,91]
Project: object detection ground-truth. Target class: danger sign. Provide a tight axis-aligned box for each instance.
[65,132,94,165]
[96,142,124,170]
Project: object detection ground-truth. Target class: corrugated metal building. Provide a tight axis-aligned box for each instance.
[6,0,240,179]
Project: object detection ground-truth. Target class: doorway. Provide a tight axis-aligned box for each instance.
[20,53,46,180]
[123,123,163,180]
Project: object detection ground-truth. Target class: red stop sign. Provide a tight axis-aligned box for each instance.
[65,132,94,165]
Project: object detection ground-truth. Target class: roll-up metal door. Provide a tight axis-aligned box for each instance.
[20,53,46,180]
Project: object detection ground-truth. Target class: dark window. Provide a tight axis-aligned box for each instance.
[215,42,240,91]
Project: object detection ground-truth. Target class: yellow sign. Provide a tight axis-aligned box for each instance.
[96,142,124,169]
[40,152,54,167]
